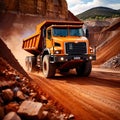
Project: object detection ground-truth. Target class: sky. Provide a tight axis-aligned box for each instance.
[66,0,120,15]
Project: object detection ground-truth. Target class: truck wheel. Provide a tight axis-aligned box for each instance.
[83,61,92,76]
[76,63,84,76]
[43,55,56,78]
[28,60,33,72]
[25,56,36,72]
[76,61,92,77]
[25,57,29,71]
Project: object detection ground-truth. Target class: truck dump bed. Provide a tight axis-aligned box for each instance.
[22,33,41,55]
[22,20,83,55]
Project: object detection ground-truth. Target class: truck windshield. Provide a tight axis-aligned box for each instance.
[69,28,84,36]
[53,28,68,37]
[53,27,84,37]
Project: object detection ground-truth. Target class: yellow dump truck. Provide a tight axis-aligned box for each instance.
[22,20,96,77]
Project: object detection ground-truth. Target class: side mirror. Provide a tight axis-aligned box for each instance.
[85,29,89,38]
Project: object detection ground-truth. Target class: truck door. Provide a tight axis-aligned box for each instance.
[46,29,53,49]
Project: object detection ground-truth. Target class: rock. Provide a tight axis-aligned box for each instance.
[22,87,30,95]
[15,76,21,82]
[68,114,75,119]
[21,77,26,82]
[0,81,16,89]
[2,89,14,103]
[5,102,19,114]
[16,90,26,101]
[101,54,120,70]
[29,92,37,100]
[57,113,66,120]
[0,106,4,120]
[3,112,21,120]
[13,87,20,93]
[24,79,29,84]
[41,111,49,120]
[41,95,48,104]
[17,101,43,119]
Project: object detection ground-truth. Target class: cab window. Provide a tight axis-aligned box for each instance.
[69,28,84,36]
[48,30,51,39]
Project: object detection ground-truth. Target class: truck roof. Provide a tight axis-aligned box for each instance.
[23,20,84,41]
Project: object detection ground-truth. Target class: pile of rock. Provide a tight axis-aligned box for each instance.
[0,58,74,120]
[101,54,120,70]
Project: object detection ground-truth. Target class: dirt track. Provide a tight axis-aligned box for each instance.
[29,69,120,120]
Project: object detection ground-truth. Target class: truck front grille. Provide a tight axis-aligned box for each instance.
[65,42,87,55]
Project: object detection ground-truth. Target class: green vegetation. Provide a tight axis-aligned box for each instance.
[76,7,120,20]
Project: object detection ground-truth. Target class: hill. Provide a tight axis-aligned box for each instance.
[77,7,120,20]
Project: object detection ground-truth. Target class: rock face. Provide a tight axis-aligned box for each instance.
[1,0,68,19]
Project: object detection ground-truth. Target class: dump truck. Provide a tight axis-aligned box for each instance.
[22,20,96,78]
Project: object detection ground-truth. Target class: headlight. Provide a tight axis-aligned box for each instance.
[90,46,96,54]
[89,56,93,60]
[54,50,61,54]
[90,47,93,53]
[60,57,64,61]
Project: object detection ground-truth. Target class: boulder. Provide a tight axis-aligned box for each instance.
[17,101,43,119]
[2,89,14,103]
[16,90,26,101]
[3,112,21,120]
[5,102,19,114]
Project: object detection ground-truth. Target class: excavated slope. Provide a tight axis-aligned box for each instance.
[0,38,28,77]
[93,18,120,65]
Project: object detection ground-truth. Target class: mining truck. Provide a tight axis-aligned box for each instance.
[22,20,96,78]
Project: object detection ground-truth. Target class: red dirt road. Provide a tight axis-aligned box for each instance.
[29,69,120,120]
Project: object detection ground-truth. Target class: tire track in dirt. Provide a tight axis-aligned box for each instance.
[49,76,120,119]
[29,71,120,120]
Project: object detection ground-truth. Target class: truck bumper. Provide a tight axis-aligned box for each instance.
[50,54,96,63]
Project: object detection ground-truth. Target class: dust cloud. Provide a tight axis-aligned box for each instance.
[0,13,40,71]
[4,30,32,70]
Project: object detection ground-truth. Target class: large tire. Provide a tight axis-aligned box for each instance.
[76,61,92,77]
[42,55,56,78]
[25,56,36,72]
[76,63,84,76]
[25,57,29,71]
